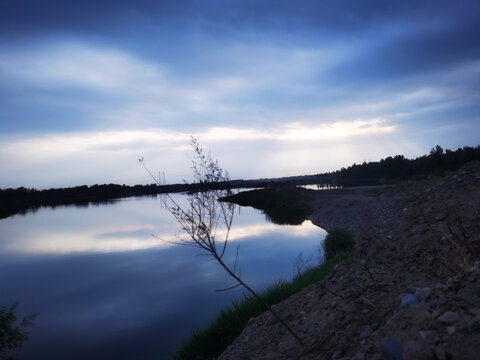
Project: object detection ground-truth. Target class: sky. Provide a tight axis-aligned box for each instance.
[0,0,479,188]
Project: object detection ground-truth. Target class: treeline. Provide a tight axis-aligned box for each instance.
[0,183,160,219]
[2,144,479,219]
[332,145,480,186]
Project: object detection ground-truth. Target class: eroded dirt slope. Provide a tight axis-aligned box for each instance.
[219,162,480,359]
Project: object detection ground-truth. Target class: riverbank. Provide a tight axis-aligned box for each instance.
[219,161,480,359]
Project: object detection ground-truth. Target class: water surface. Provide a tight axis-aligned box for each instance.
[0,195,325,359]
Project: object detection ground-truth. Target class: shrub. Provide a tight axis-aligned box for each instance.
[1,303,35,359]
[323,228,354,261]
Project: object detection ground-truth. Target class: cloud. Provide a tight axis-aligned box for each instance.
[326,14,480,85]
[0,115,402,189]
[2,1,475,41]
[0,42,346,132]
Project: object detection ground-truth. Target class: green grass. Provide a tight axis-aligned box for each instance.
[172,250,351,360]
[322,228,354,261]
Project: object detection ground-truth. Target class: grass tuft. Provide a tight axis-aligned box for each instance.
[322,228,354,261]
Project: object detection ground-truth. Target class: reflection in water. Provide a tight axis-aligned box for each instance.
[0,195,325,360]
[0,202,319,255]
[13,198,125,218]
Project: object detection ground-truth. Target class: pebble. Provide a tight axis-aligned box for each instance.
[359,325,373,340]
[415,287,431,301]
[379,337,404,360]
[400,293,418,307]
[437,311,459,324]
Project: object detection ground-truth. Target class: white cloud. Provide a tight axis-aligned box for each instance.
[0,116,402,188]
[1,43,165,91]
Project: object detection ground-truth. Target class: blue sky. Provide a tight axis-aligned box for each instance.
[0,0,479,188]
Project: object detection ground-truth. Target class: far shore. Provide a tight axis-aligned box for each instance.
[0,174,337,220]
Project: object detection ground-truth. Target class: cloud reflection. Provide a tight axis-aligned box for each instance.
[0,203,322,255]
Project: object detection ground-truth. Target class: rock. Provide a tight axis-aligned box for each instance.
[437,311,459,324]
[407,285,416,294]
[359,325,373,340]
[447,326,456,334]
[358,259,367,267]
[400,294,418,307]
[415,287,431,301]
[379,337,404,360]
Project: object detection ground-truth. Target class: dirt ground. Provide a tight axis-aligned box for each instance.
[219,161,480,359]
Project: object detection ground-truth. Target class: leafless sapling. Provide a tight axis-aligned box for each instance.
[140,137,305,347]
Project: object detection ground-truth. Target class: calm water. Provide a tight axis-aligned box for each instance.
[0,194,325,360]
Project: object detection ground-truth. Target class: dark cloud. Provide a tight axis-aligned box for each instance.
[1,0,475,41]
[327,16,480,85]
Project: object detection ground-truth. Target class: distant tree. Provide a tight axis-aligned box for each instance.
[334,144,480,186]
[430,145,444,156]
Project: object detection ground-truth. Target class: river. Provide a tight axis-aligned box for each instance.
[0,193,325,359]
